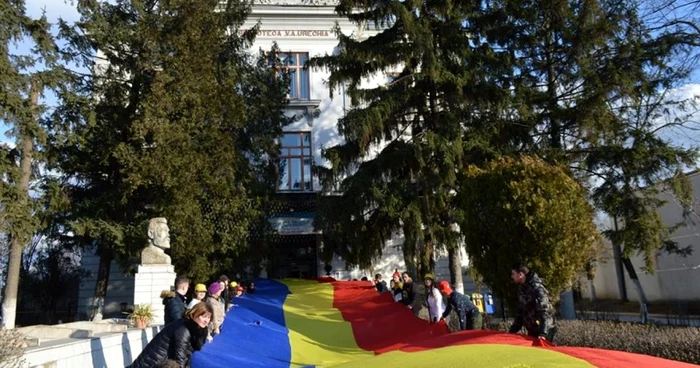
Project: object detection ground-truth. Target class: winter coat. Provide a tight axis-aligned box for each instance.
[375,280,388,293]
[206,296,225,336]
[401,281,415,306]
[129,318,208,368]
[221,286,231,311]
[161,291,186,326]
[392,282,404,302]
[509,272,555,338]
[441,291,479,320]
[426,286,445,322]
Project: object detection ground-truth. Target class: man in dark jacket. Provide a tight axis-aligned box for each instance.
[374,274,388,293]
[401,272,415,309]
[437,280,482,330]
[162,276,189,325]
[508,263,556,342]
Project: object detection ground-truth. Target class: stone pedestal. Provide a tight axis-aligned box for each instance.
[134,264,176,325]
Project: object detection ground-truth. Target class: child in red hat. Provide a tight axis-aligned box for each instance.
[391,270,403,302]
[437,281,482,331]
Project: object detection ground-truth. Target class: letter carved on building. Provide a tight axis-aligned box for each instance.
[256,0,340,5]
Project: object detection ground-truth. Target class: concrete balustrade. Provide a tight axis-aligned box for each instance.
[19,320,162,368]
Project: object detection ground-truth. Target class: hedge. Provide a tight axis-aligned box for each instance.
[488,319,700,365]
[413,286,700,364]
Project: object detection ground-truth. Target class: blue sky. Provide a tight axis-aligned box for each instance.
[3,0,699,150]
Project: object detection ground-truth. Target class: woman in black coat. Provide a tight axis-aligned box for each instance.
[130,301,213,368]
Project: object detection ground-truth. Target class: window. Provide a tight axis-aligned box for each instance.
[386,72,400,85]
[277,132,313,191]
[277,52,310,100]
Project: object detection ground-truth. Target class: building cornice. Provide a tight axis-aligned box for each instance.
[255,0,339,6]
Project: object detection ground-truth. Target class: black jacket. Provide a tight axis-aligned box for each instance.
[130,318,208,368]
[221,287,231,311]
[375,280,388,293]
[509,272,555,337]
[162,291,186,325]
[401,281,415,306]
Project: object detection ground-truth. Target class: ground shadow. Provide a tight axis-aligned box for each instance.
[90,338,106,368]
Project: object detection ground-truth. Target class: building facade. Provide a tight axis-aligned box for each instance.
[243,0,476,285]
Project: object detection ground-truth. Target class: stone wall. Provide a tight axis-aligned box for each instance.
[22,323,163,368]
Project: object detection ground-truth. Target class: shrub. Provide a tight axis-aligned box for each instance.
[458,156,601,308]
[487,319,700,365]
[0,328,27,368]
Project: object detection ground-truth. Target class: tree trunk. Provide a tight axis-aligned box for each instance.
[612,216,629,301]
[417,240,435,281]
[402,242,417,280]
[92,249,113,321]
[588,278,598,301]
[621,257,648,305]
[1,81,39,329]
[448,246,464,294]
[544,21,561,150]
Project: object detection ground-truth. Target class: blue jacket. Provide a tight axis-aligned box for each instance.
[442,291,479,319]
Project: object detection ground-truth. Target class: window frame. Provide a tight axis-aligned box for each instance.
[276,52,310,100]
[277,131,313,192]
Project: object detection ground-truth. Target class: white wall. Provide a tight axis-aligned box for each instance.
[243,5,357,192]
[23,326,163,368]
[583,171,700,302]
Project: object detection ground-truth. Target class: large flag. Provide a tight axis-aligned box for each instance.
[191,279,696,368]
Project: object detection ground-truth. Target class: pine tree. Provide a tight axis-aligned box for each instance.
[49,0,288,317]
[0,1,64,328]
[311,0,501,284]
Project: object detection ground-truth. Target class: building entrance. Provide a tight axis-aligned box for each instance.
[270,234,318,279]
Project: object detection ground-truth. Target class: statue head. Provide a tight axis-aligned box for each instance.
[147,217,170,249]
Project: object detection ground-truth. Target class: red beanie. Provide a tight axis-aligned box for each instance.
[392,270,401,278]
[437,280,453,295]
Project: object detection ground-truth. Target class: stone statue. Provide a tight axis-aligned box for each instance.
[141,217,171,265]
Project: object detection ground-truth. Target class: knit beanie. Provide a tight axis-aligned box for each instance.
[208,281,224,295]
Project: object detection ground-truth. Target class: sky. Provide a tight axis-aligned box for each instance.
[2,0,699,151]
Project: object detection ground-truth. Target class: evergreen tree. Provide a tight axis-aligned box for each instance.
[318,0,697,302]
[455,0,698,306]
[477,0,698,268]
[311,0,500,284]
[49,0,288,317]
[0,0,63,328]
